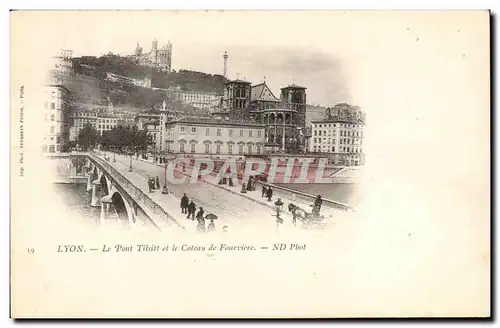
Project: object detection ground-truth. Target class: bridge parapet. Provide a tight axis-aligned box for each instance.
[88,152,185,232]
[254,180,354,212]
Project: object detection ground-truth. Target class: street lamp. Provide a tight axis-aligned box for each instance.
[162,160,169,194]
[274,198,284,232]
[128,152,133,172]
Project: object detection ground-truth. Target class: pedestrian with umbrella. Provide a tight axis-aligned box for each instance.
[205,213,217,232]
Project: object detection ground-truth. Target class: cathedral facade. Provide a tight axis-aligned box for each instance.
[131,39,172,73]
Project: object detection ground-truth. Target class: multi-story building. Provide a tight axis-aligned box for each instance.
[177,90,220,110]
[163,117,266,157]
[97,114,118,136]
[42,85,71,153]
[69,110,98,141]
[310,103,365,166]
[135,108,165,151]
[115,111,137,125]
[131,39,172,73]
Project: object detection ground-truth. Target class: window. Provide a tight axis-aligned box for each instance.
[240,130,244,137]
[314,138,317,143]
[332,146,335,152]
[229,129,233,137]
[180,126,186,133]
[204,143,210,154]
[239,145,243,155]
[248,145,252,154]
[191,143,196,153]
[56,135,60,144]
[50,126,55,133]
[180,143,185,152]
[249,130,253,137]
[51,91,56,98]
[217,128,221,136]
[258,130,262,137]
[256,145,261,154]
[51,103,55,110]
[192,127,196,133]
[49,145,55,153]
[314,131,317,136]
[205,127,210,135]
[216,144,221,154]
[228,144,233,154]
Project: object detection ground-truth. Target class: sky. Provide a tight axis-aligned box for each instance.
[14,11,373,107]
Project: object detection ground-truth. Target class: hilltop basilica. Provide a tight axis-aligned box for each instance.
[130,39,172,73]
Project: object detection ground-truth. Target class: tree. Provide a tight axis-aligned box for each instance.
[77,124,100,150]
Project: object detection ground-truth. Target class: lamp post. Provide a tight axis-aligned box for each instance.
[162,160,169,194]
[128,151,133,172]
[274,198,284,232]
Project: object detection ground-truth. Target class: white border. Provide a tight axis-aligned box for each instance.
[2,0,497,326]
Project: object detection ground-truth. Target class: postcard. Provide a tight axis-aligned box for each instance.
[10,10,490,318]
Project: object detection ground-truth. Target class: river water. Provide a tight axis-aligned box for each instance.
[53,183,100,223]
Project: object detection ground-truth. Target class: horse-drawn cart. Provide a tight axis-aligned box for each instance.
[288,204,327,229]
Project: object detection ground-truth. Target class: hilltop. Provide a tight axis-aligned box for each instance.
[66,54,228,111]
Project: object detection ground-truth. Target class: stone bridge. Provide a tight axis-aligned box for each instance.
[85,152,185,232]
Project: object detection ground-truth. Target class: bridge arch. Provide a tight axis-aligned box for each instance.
[109,190,134,225]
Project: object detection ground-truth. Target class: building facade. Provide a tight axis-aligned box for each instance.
[163,117,266,157]
[97,114,118,136]
[177,90,220,110]
[135,109,165,150]
[42,85,71,153]
[310,103,365,166]
[69,110,98,141]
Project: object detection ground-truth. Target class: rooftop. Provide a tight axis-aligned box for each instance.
[225,79,252,85]
[166,116,265,128]
[281,84,307,90]
[311,118,365,125]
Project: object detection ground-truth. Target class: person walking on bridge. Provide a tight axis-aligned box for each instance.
[266,186,273,202]
[312,195,322,216]
[196,207,206,232]
[187,200,196,220]
[180,193,189,214]
[262,184,267,198]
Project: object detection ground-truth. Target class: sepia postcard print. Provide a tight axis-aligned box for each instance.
[10,10,490,318]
